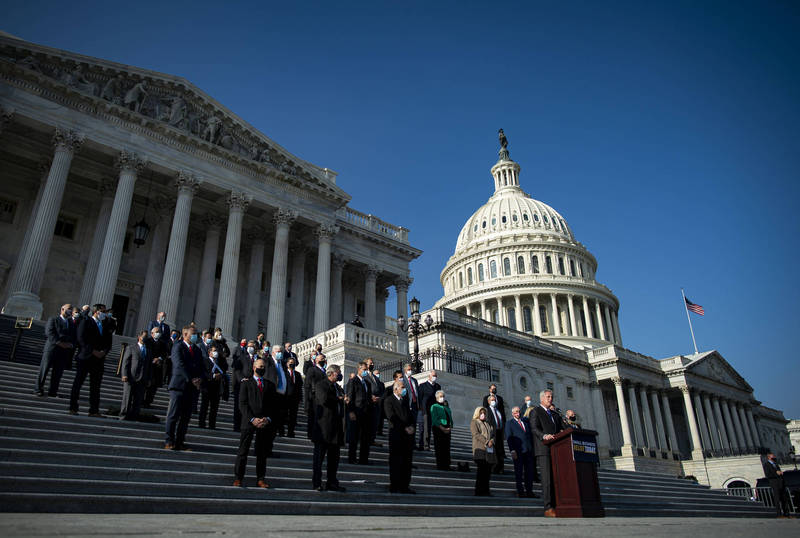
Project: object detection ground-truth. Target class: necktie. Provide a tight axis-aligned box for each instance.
[290,371,294,383]
[257,378,263,393]
[141,345,147,359]
[518,419,524,432]
[188,345,194,358]
[408,378,417,403]
[494,408,500,426]
[97,320,103,335]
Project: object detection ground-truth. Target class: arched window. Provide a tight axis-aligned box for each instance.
[580,310,587,336]
[503,257,511,276]
[502,215,507,224]
[517,256,525,274]
[523,306,532,332]
[512,214,518,222]
[569,259,576,277]
[467,267,473,285]
[539,305,549,333]
[558,257,565,275]
[507,308,516,330]
[532,255,540,274]
[491,217,496,226]
[482,220,486,229]
[458,272,463,288]
[534,214,540,222]
[478,263,485,282]
[523,213,529,222]
[490,260,498,278]
[579,262,584,278]
[492,309,498,324]
[545,255,553,274]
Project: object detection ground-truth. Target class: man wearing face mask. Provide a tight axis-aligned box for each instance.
[363,358,384,447]
[199,343,229,429]
[36,303,77,397]
[120,330,152,420]
[212,328,230,363]
[231,339,258,432]
[384,380,416,493]
[164,326,206,450]
[311,364,346,492]
[485,394,506,474]
[264,345,288,446]
[401,363,421,444]
[416,369,441,450]
[69,304,112,416]
[146,311,170,342]
[304,352,327,440]
[143,325,168,407]
[522,395,534,417]
[283,356,302,438]
[346,361,373,465]
[234,358,276,488]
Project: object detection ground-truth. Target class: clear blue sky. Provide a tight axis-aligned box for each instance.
[5,1,799,417]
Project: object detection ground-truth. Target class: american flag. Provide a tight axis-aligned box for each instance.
[685,297,705,316]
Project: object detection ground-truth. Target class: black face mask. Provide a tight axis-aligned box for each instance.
[368,363,374,371]
[255,368,265,377]
[490,389,497,395]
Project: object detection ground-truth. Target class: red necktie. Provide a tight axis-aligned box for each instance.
[408,377,417,403]
[290,371,294,383]
[258,378,263,393]
[518,419,524,432]
[188,345,194,358]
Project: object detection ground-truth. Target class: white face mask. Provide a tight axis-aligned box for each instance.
[247,346,255,355]
[525,400,531,407]
[479,414,486,421]
[211,351,218,359]
[405,370,412,377]
[153,332,161,339]
[489,401,497,408]
[437,397,445,403]
[431,376,437,383]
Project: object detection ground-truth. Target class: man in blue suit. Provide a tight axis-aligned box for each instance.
[69,304,113,416]
[35,303,77,397]
[506,405,538,498]
[164,325,206,450]
[146,311,170,340]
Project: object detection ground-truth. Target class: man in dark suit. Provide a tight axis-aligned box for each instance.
[346,360,373,464]
[385,380,416,494]
[36,303,77,397]
[143,325,169,407]
[263,344,288,447]
[364,358,384,446]
[304,352,327,440]
[506,405,537,498]
[284,355,302,438]
[763,453,791,518]
[230,339,258,432]
[120,330,152,420]
[311,364,346,492]
[233,357,276,488]
[199,342,228,429]
[146,312,170,342]
[401,363,421,446]
[486,393,506,473]
[69,304,112,416]
[416,369,441,450]
[530,389,564,516]
[164,326,206,450]
[482,383,506,425]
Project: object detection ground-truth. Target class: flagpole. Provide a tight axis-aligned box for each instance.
[681,288,698,355]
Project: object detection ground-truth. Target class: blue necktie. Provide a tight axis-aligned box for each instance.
[97,320,102,335]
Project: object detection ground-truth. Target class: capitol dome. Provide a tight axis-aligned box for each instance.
[435,132,622,349]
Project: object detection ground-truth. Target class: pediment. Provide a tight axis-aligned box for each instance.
[0,32,350,205]
[686,351,752,392]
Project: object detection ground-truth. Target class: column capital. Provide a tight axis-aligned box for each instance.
[273,208,297,227]
[611,376,624,386]
[201,212,226,230]
[332,250,347,268]
[394,275,413,291]
[52,128,84,153]
[679,385,691,395]
[363,264,380,280]
[315,222,339,241]
[175,171,201,195]
[378,288,389,301]
[115,150,147,173]
[227,191,252,212]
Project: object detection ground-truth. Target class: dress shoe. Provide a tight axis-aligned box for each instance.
[88,412,102,417]
[176,444,192,451]
[516,492,525,498]
[232,479,242,487]
[401,488,416,494]
[544,508,557,518]
[326,484,346,492]
[47,392,58,398]
[314,486,324,492]
[371,441,383,447]
[256,479,270,489]
[164,443,174,450]
[526,492,539,498]
[34,390,45,397]
[68,410,78,415]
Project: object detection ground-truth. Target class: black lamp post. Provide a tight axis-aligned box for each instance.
[398,297,433,374]
[132,171,154,247]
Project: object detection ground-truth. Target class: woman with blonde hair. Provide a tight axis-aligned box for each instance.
[470,406,496,496]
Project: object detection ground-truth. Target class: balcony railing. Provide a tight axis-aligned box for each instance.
[376,347,493,382]
[338,207,409,244]
[293,323,404,359]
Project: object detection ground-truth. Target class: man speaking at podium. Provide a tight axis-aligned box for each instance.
[530,389,563,517]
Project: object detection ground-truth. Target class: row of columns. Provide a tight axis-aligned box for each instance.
[611,378,679,456]
[462,292,621,345]
[453,250,592,290]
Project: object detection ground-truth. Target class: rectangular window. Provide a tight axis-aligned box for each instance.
[0,197,17,224]
[53,214,77,240]
[523,307,532,332]
[558,257,565,275]
[507,308,516,330]
[546,381,554,392]
[532,255,540,274]
[545,256,553,274]
[570,260,576,277]
[567,386,574,399]
[491,369,501,383]
[539,305,549,333]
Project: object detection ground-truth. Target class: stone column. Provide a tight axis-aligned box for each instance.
[510,294,521,331]
[78,178,115,306]
[693,391,711,454]
[595,301,606,341]
[567,294,578,337]
[639,385,656,451]
[363,265,379,330]
[737,404,754,451]
[313,223,338,334]
[603,304,615,344]
[266,209,297,345]
[650,390,668,452]
[550,293,559,335]
[193,214,225,330]
[157,172,200,327]
[91,151,146,307]
[243,228,266,339]
[496,297,505,327]
[330,252,346,325]
[701,394,721,452]
[288,246,308,340]
[728,400,747,450]
[481,300,490,322]
[214,192,250,338]
[661,392,679,453]
[532,293,542,336]
[376,288,388,331]
[612,309,622,346]
[465,304,472,317]
[712,396,732,452]
[720,399,739,451]
[627,384,645,447]
[582,296,594,339]
[612,377,633,453]
[395,275,411,343]
[746,408,761,448]
[589,382,611,457]
[3,130,84,318]
[135,197,173,330]
[680,386,704,458]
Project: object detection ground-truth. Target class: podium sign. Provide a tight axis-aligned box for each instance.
[545,428,605,517]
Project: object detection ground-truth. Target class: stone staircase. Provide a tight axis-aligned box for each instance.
[0,324,774,517]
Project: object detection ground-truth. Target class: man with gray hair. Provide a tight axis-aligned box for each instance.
[311,364,346,492]
[530,389,564,516]
[263,344,288,454]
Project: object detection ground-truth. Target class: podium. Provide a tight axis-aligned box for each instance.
[543,428,605,517]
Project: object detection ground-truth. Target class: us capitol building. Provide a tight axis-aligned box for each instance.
[0,33,791,490]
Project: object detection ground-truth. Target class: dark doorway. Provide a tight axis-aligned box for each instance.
[111,294,129,335]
